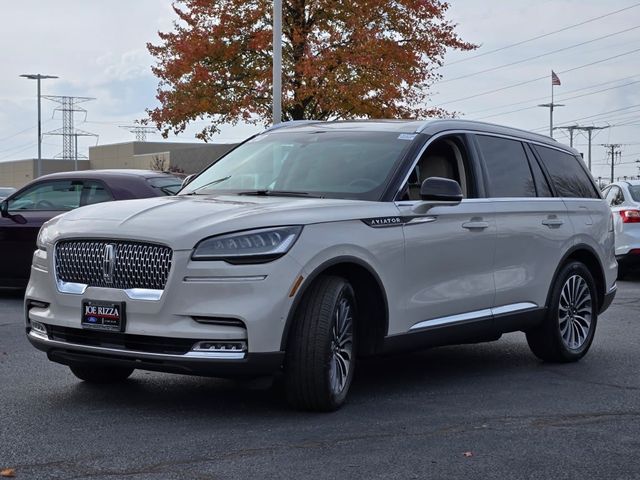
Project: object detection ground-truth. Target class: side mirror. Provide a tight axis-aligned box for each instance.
[0,200,27,225]
[181,174,196,189]
[412,177,463,214]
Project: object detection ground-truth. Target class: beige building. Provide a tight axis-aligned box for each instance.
[0,158,91,188]
[0,140,238,189]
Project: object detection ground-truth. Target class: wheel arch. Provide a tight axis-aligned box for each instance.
[546,244,606,313]
[280,256,389,356]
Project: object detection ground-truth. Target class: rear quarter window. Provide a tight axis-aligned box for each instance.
[533,145,600,199]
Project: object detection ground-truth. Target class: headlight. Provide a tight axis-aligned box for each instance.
[192,226,302,263]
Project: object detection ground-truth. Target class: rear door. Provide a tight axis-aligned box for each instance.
[473,134,571,329]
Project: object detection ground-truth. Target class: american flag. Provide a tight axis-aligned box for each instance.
[551,71,561,86]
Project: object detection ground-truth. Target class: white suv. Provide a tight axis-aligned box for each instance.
[602,180,640,277]
[26,120,617,411]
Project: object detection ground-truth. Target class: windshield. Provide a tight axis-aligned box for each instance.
[180,130,414,200]
[0,187,16,197]
[629,185,640,202]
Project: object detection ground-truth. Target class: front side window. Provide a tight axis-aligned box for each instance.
[533,145,599,199]
[400,135,472,201]
[181,131,413,200]
[477,135,536,197]
[8,180,83,211]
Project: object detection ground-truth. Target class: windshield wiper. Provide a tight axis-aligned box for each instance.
[184,176,232,195]
[238,190,324,198]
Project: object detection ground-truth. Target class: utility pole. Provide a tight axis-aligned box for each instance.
[603,144,621,183]
[272,0,282,125]
[574,126,608,171]
[19,73,58,178]
[553,125,579,147]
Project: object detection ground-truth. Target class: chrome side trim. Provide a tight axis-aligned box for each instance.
[406,216,437,225]
[27,330,246,360]
[409,308,493,331]
[183,275,267,283]
[492,302,538,316]
[608,283,617,294]
[409,302,538,331]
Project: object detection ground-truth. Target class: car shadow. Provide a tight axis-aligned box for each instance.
[43,336,543,417]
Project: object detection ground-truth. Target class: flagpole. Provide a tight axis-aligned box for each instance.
[550,76,554,138]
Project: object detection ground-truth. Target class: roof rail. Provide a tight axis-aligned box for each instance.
[263,120,322,132]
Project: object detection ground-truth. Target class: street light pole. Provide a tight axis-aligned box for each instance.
[20,73,58,178]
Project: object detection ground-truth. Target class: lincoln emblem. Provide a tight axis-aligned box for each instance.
[103,244,115,283]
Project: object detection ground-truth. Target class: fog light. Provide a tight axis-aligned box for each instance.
[30,321,48,340]
[191,341,247,353]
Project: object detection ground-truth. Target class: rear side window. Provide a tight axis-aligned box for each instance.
[476,135,536,197]
[82,181,114,206]
[533,145,599,198]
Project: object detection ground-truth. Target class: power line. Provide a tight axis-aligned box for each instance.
[473,79,640,121]
[434,47,640,107]
[465,74,640,116]
[532,104,640,132]
[440,25,640,84]
[443,2,640,67]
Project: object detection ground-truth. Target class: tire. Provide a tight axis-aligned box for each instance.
[526,261,598,362]
[69,364,134,383]
[284,275,357,411]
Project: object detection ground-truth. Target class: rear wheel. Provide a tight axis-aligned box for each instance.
[284,275,356,411]
[69,364,134,383]
[526,261,598,362]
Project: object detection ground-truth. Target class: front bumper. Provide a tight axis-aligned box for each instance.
[27,329,284,377]
[27,246,305,351]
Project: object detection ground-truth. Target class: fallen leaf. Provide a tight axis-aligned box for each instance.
[0,468,15,477]
[463,451,474,458]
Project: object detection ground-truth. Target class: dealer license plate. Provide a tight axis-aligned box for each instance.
[81,300,126,332]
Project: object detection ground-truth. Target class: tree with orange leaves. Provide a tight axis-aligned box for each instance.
[147,0,476,140]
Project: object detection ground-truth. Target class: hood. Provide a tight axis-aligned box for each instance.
[48,194,399,250]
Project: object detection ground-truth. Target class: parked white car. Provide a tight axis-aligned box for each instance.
[602,180,640,276]
[26,119,617,411]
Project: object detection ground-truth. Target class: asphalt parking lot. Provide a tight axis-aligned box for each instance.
[1,278,639,480]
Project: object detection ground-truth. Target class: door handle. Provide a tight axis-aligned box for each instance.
[462,221,489,230]
[542,218,564,228]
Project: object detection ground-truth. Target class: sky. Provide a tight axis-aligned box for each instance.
[1,0,639,181]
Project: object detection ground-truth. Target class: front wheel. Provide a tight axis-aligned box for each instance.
[526,261,598,362]
[69,364,134,383]
[284,275,356,411]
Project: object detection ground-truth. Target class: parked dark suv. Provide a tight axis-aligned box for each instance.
[0,169,181,288]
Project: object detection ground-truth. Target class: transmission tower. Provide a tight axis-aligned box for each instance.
[119,125,156,141]
[43,95,98,165]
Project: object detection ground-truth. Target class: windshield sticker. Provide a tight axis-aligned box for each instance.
[397,133,417,141]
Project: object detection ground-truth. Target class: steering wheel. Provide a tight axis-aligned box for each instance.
[35,200,55,209]
[348,178,378,189]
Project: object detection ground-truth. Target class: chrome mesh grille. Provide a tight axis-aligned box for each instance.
[55,240,173,290]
